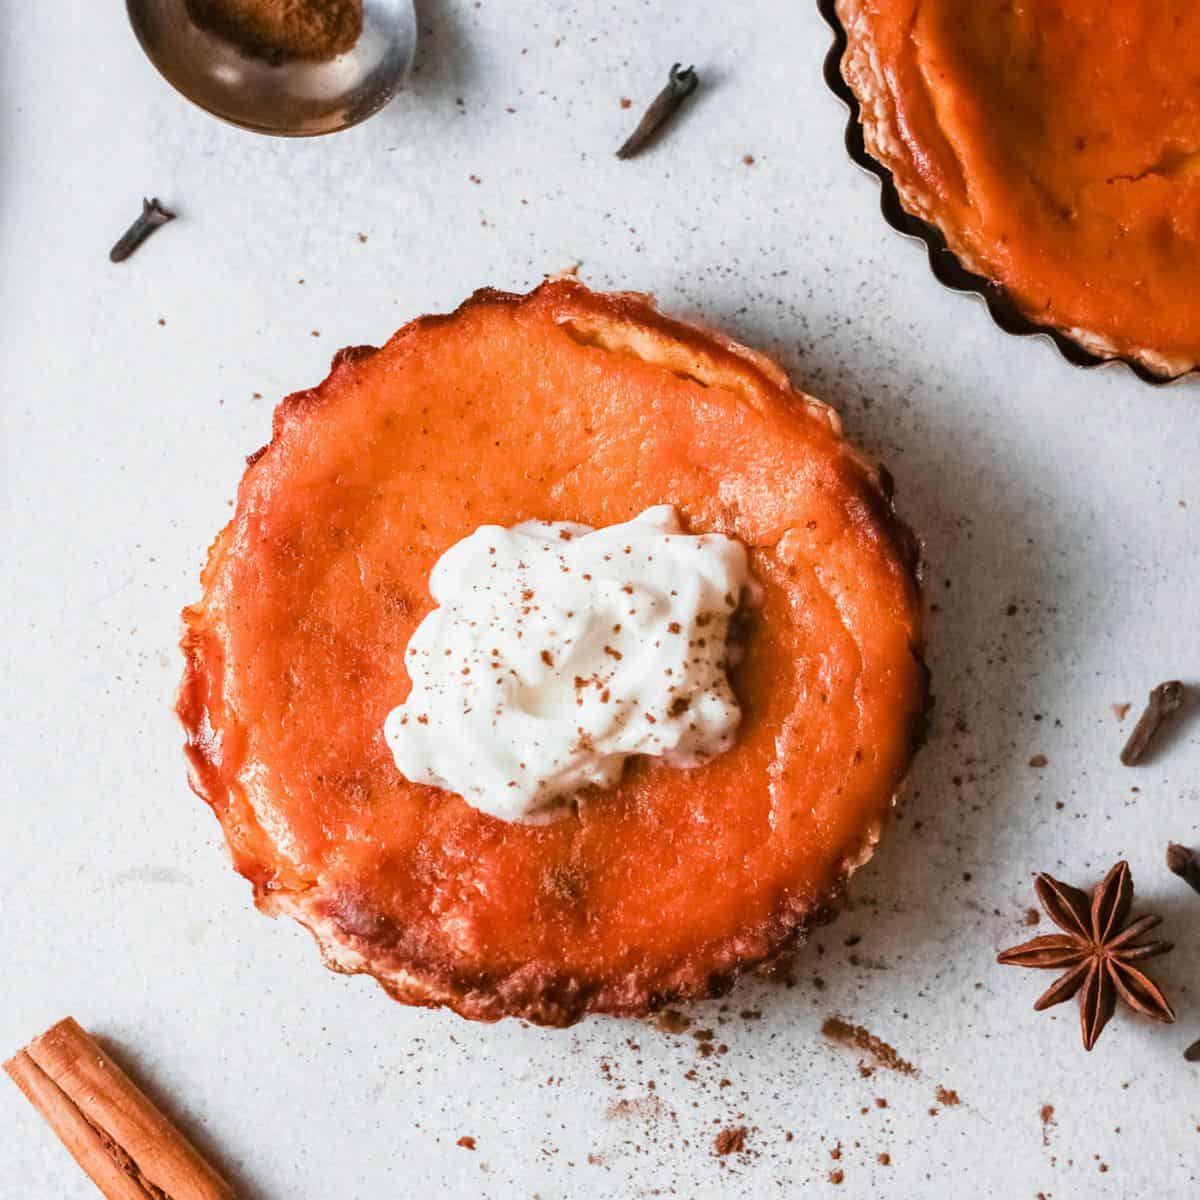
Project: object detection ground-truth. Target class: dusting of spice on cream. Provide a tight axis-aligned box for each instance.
[384,506,753,822]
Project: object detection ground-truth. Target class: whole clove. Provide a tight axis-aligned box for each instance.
[616,64,699,160]
[1167,843,1200,896]
[110,198,176,263]
[1185,1038,1200,1063]
[1119,680,1185,765]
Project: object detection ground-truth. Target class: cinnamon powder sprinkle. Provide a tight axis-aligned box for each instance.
[186,0,362,62]
[935,1086,960,1107]
[1040,1103,1056,1147]
[713,1126,747,1156]
[821,1016,918,1076]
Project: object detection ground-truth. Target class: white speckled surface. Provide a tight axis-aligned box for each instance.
[2,3,1199,1197]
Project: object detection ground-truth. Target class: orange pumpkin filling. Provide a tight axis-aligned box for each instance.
[838,0,1200,376]
[178,282,927,1024]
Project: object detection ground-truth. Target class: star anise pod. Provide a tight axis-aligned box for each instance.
[997,861,1175,1050]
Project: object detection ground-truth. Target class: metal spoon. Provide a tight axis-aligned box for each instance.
[126,0,417,137]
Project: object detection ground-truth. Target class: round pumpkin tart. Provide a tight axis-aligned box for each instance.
[178,281,927,1025]
[837,0,1200,378]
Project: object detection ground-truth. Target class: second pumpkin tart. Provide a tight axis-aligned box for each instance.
[837,0,1200,378]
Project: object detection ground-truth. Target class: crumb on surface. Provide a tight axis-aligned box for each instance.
[653,1008,691,1035]
[822,1016,918,1076]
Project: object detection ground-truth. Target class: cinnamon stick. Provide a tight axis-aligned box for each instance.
[4,1017,234,1200]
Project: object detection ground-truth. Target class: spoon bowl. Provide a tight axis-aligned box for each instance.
[126,0,417,136]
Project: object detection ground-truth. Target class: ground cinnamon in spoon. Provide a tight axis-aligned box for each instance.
[187,0,362,63]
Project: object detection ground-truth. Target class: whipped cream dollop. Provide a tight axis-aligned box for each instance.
[384,506,752,822]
